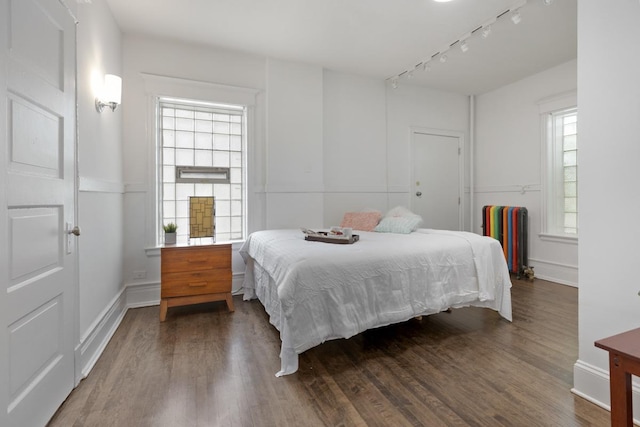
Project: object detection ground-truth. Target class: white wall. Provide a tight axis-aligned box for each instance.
[573,0,640,414]
[474,59,578,285]
[76,0,125,376]
[386,82,471,229]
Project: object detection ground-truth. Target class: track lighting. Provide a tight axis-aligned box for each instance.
[482,25,492,38]
[543,0,554,4]
[423,61,431,72]
[439,54,448,63]
[460,40,469,53]
[391,78,398,89]
[511,9,522,24]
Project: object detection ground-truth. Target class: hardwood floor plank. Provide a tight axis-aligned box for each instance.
[48,278,610,426]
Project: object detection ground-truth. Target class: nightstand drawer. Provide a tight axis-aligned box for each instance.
[161,245,230,273]
[161,270,232,297]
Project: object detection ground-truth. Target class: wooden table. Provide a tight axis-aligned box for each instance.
[595,327,640,426]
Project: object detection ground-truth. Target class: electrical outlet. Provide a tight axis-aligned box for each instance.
[133,270,146,280]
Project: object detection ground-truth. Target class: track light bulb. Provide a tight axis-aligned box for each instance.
[439,54,448,63]
[391,78,398,89]
[482,25,492,38]
[543,0,554,4]
[423,62,431,72]
[460,40,469,53]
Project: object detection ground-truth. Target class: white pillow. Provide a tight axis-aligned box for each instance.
[374,206,423,234]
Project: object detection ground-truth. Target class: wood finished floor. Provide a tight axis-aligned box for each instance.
[48,278,609,427]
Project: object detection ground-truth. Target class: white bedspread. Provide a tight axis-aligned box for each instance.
[240,229,512,376]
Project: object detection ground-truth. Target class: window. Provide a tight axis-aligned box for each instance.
[543,106,578,238]
[158,97,246,244]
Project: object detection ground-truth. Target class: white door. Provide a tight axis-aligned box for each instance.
[411,130,462,231]
[1,0,78,426]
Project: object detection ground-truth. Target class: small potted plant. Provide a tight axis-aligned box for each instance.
[163,222,177,245]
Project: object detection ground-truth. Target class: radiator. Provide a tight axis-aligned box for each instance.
[482,205,528,275]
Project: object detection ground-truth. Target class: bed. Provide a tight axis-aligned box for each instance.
[239,228,512,376]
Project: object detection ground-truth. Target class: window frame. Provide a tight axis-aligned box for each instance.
[539,91,578,243]
[140,73,260,250]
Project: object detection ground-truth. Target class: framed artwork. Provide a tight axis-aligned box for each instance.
[189,196,215,239]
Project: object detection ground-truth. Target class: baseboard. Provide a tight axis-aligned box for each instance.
[126,280,161,308]
[527,257,578,287]
[78,289,128,379]
[573,359,640,425]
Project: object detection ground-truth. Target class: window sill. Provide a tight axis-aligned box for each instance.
[145,240,246,257]
[538,233,578,245]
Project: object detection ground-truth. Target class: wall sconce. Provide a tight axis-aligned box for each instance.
[95,74,122,113]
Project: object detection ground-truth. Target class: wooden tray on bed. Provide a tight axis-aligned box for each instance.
[304,232,359,244]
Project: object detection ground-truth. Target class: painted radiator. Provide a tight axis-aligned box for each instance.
[482,205,528,275]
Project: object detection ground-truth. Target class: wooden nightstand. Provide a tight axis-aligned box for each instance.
[160,243,234,321]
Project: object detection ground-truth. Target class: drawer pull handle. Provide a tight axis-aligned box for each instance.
[188,258,208,264]
[188,282,208,287]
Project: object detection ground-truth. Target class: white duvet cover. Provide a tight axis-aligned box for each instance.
[239,229,512,376]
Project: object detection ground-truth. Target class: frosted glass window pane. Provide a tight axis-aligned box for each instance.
[175,109,194,119]
[163,183,175,200]
[162,148,175,165]
[230,151,242,167]
[216,232,231,242]
[231,184,242,200]
[159,100,246,243]
[176,131,193,148]
[176,183,194,200]
[176,149,194,166]
[213,134,230,150]
[564,122,576,136]
[230,167,242,184]
[564,213,577,228]
[216,217,231,233]
[176,200,189,218]
[231,216,242,233]
[176,117,194,131]
[230,135,242,151]
[564,114,577,124]
[564,150,577,167]
[565,198,577,212]
[195,133,212,149]
[162,130,175,147]
[176,217,189,232]
[564,166,577,182]
[194,183,213,197]
[194,150,213,166]
[216,200,231,216]
[564,135,576,151]
[163,166,175,183]
[564,182,577,197]
[195,111,212,120]
[195,120,213,133]
[162,116,175,130]
[213,151,230,167]
[231,201,242,216]
[163,201,175,217]
[214,184,231,200]
[214,121,230,133]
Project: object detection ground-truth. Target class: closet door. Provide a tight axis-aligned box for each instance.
[411,130,462,231]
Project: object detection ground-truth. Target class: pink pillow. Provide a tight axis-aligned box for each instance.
[340,211,382,231]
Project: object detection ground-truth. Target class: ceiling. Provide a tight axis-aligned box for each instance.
[103,0,577,95]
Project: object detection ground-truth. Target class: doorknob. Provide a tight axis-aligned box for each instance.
[416,191,422,197]
[68,225,81,236]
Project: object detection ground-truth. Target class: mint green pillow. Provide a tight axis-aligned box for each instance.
[374,215,422,234]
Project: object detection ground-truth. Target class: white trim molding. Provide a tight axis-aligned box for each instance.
[79,177,125,194]
[528,257,578,287]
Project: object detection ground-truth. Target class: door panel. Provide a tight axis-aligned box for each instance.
[3,0,77,425]
[411,132,461,231]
